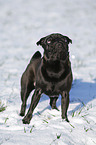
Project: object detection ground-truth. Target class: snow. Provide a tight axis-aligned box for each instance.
[0,0,96,144]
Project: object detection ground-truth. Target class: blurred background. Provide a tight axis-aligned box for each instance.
[0,0,96,92]
[0,0,96,55]
[0,1,96,144]
[0,0,96,107]
[0,0,96,101]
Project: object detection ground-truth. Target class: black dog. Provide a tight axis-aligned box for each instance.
[20,33,73,124]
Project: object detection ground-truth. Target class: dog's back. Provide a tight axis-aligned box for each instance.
[30,51,41,62]
[21,51,42,95]
[23,51,41,77]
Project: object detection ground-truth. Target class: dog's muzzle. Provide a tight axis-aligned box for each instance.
[44,42,67,61]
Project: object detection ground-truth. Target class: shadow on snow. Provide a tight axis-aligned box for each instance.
[27,79,96,116]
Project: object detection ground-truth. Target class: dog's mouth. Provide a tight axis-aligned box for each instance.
[44,49,68,61]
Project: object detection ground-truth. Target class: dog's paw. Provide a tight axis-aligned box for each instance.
[22,117,30,124]
[62,117,69,122]
[20,112,25,117]
[52,106,59,111]
[65,118,69,122]
[22,115,32,124]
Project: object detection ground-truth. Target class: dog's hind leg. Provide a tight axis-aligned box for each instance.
[50,96,59,110]
[20,74,35,117]
[61,91,69,122]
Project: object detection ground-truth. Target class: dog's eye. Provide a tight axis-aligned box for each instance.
[47,38,52,44]
[47,40,51,44]
[65,39,67,43]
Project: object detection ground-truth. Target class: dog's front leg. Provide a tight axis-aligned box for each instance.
[61,91,69,122]
[22,89,42,124]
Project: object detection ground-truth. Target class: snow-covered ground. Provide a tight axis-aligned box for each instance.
[0,0,96,144]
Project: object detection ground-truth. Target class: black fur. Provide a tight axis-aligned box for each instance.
[20,33,73,124]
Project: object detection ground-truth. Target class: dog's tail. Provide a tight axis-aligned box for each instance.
[32,51,42,59]
[30,51,42,63]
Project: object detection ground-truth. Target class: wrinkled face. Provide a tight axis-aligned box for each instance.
[37,33,72,61]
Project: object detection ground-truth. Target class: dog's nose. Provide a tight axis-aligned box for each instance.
[50,56,54,59]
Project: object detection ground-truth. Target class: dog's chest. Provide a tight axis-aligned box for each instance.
[41,63,67,83]
[37,67,67,95]
[46,69,64,79]
[36,59,72,95]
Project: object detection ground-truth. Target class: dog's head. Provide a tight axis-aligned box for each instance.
[36,33,72,61]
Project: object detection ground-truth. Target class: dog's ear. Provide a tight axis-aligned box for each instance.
[36,38,43,46]
[64,36,72,44]
[36,37,45,46]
